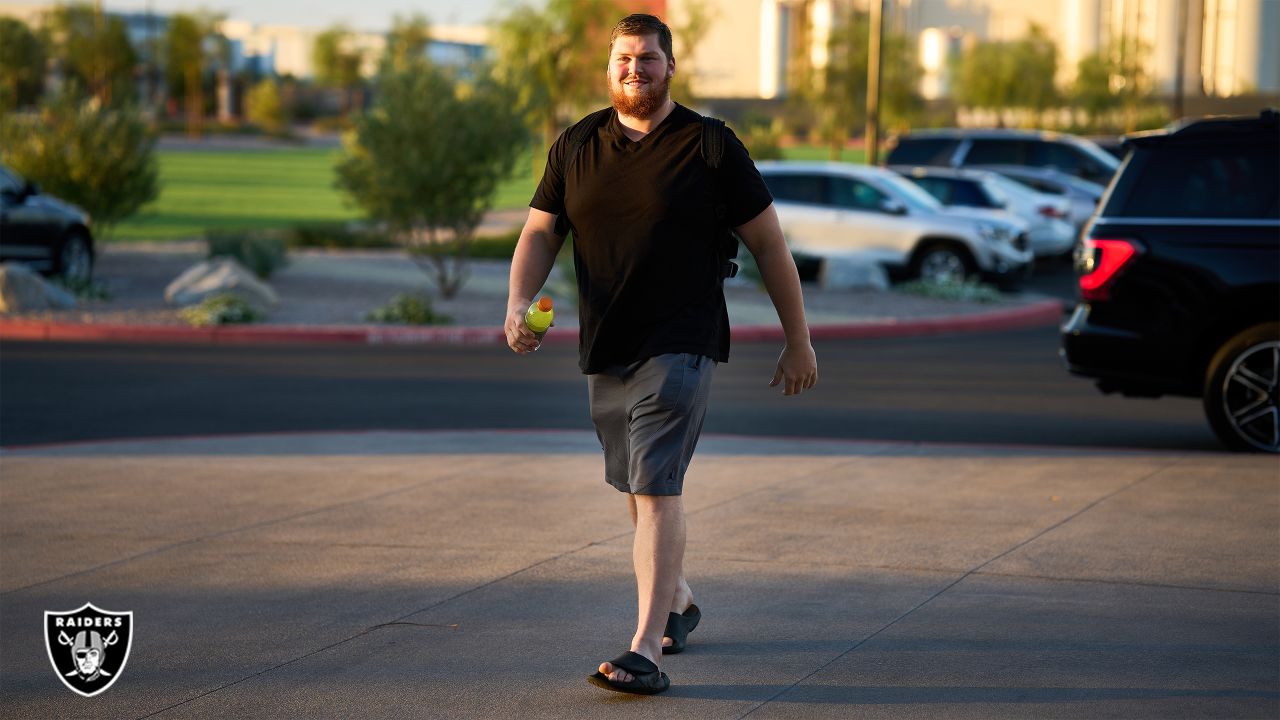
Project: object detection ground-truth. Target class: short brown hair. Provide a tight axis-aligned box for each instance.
[609,13,674,63]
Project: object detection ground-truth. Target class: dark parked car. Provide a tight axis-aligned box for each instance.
[0,164,95,283]
[884,128,1120,186]
[1061,110,1279,452]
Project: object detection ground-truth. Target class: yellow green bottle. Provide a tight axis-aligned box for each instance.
[525,296,554,341]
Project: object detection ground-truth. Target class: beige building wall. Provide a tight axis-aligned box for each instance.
[666,0,767,98]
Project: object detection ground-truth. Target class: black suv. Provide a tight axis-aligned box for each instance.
[884,128,1120,186]
[1061,110,1279,452]
[0,164,95,283]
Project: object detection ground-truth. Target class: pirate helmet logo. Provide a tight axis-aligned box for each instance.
[44,602,133,697]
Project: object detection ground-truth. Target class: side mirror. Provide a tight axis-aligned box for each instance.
[880,199,907,215]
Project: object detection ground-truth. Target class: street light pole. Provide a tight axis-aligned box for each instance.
[865,0,885,165]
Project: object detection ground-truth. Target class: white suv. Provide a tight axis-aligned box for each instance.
[756,161,1033,285]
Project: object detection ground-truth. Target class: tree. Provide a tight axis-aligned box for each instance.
[41,3,137,106]
[381,14,431,75]
[0,89,158,235]
[335,62,528,298]
[312,25,365,117]
[812,8,921,160]
[1071,36,1152,131]
[166,12,223,138]
[0,17,46,110]
[245,78,287,134]
[669,0,716,105]
[954,23,1058,126]
[493,0,622,156]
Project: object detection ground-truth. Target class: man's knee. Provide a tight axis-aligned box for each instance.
[632,493,683,516]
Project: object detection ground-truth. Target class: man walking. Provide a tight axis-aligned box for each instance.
[504,13,817,695]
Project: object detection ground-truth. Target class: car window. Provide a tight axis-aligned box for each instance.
[1029,141,1117,184]
[1105,142,1280,219]
[761,173,828,206]
[950,178,997,207]
[885,138,959,165]
[1030,142,1082,174]
[830,176,888,211]
[1006,174,1064,195]
[878,172,944,212]
[965,139,1028,165]
[988,171,1039,196]
[909,176,953,204]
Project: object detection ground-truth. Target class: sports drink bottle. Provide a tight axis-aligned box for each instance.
[524,296,554,342]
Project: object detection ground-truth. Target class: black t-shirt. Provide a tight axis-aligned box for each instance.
[531,104,773,374]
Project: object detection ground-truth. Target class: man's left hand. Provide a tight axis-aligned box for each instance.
[769,343,818,396]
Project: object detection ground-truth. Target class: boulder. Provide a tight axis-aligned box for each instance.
[818,254,890,291]
[165,258,278,310]
[0,263,77,312]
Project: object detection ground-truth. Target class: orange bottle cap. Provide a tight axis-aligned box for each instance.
[537,297,554,312]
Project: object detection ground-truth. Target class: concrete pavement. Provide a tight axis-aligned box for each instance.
[1,430,1276,718]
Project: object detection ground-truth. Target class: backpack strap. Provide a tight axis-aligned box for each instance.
[700,116,738,280]
[561,107,614,181]
[700,116,726,169]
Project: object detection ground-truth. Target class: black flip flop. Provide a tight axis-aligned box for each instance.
[587,651,670,695]
[662,603,701,655]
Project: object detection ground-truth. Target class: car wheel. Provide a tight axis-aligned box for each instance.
[912,244,972,284]
[1203,322,1279,453]
[56,231,93,284]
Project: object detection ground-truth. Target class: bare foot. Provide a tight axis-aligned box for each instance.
[599,645,660,683]
[662,580,696,650]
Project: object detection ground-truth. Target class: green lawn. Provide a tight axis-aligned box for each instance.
[112,143,862,242]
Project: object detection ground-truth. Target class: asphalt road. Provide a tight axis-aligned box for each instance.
[1,325,1221,452]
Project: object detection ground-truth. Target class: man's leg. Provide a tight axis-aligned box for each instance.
[600,493,686,683]
[629,494,695,627]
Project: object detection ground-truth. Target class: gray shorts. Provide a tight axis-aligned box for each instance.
[587,352,717,496]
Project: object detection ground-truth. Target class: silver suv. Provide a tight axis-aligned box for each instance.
[757,161,1033,286]
[884,128,1120,186]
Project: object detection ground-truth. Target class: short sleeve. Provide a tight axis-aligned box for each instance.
[719,126,774,228]
[530,129,570,216]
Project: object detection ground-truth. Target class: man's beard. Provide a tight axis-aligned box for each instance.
[609,72,670,118]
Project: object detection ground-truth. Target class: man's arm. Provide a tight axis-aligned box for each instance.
[735,203,819,395]
[505,208,566,354]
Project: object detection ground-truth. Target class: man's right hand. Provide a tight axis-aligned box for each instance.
[505,301,542,354]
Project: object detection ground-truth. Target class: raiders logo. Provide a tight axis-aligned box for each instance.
[44,602,133,697]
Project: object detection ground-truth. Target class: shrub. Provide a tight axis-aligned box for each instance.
[896,278,1005,303]
[245,79,288,135]
[365,292,452,325]
[736,115,784,161]
[283,222,395,250]
[205,231,288,279]
[0,90,158,236]
[51,275,111,301]
[179,294,263,327]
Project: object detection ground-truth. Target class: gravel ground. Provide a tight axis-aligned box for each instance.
[3,243,1049,328]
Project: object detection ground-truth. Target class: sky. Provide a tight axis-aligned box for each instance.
[104,0,537,30]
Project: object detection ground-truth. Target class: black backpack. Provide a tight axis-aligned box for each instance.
[559,108,740,280]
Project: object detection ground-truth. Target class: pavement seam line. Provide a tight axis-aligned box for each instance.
[0,459,490,597]
[970,569,1280,597]
[704,557,1280,597]
[135,454,879,714]
[736,457,1184,719]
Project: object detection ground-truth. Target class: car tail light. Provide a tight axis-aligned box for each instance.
[1078,238,1141,301]
[1038,204,1066,219]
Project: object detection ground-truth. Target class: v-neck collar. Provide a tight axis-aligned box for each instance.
[610,103,683,146]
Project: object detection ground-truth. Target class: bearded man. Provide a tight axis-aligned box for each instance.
[505,13,818,695]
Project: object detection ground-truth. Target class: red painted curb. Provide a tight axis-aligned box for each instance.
[0,300,1064,346]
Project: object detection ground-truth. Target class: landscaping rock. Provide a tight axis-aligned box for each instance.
[165,258,278,310]
[818,255,890,291]
[0,263,77,313]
